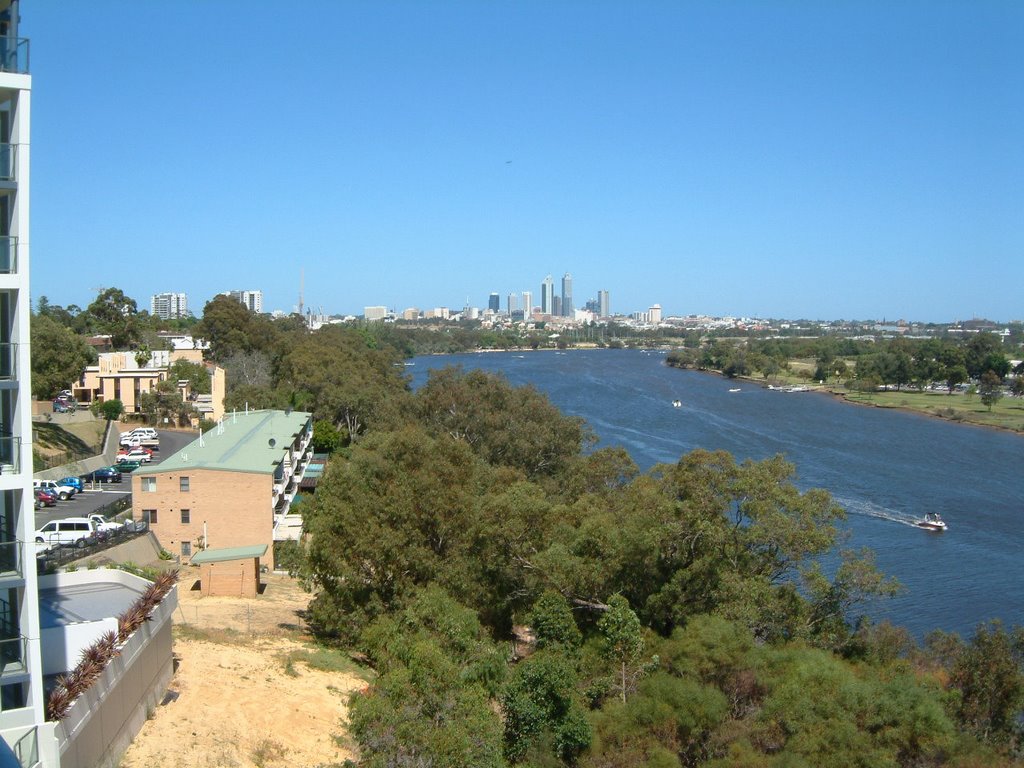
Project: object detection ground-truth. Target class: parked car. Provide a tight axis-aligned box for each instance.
[81,467,122,484]
[116,447,153,463]
[115,460,142,473]
[34,488,57,508]
[34,517,99,549]
[57,476,85,493]
[52,400,72,413]
[32,479,77,500]
[120,435,159,450]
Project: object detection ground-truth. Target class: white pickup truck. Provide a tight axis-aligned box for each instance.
[88,514,125,533]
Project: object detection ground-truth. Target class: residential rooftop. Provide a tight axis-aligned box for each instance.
[136,409,312,476]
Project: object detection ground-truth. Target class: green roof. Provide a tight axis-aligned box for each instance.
[191,544,268,564]
[137,409,311,476]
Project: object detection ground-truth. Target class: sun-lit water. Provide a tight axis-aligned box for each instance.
[410,348,1024,638]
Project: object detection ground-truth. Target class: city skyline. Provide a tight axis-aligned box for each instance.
[23,3,1024,322]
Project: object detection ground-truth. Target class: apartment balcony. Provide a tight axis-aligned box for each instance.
[0,38,29,75]
[0,434,21,473]
[0,236,15,274]
[0,632,26,677]
[0,342,17,379]
[0,539,22,579]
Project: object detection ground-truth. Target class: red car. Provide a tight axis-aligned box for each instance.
[34,488,57,508]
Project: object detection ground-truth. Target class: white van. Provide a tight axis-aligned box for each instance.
[34,517,98,549]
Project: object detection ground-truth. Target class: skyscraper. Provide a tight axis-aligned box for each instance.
[506,293,518,316]
[598,290,610,318]
[522,291,533,318]
[541,275,554,315]
[225,289,263,314]
[150,292,188,320]
[561,273,573,317]
[488,293,500,313]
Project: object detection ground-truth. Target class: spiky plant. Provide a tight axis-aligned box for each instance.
[46,685,74,721]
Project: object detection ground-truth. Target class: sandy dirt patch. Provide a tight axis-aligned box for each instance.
[120,572,366,768]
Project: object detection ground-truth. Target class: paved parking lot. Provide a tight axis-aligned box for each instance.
[34,428,198,530]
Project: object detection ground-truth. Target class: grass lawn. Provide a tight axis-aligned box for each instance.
[839,389,1024,432]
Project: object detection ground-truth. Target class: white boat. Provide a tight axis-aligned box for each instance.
[729,388,741,393]
[671,400,682,408]
[914,513,948,532]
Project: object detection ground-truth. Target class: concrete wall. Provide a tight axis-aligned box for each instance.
[133,468,276,569]
[52,580,177,768]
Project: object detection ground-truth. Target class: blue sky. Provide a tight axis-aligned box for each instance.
[24,1,1023,322]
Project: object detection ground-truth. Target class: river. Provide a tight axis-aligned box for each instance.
[409,348,1023,639]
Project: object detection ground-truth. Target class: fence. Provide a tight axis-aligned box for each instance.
[36,519,147,571]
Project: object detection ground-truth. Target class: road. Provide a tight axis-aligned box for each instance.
[34,429,198,530]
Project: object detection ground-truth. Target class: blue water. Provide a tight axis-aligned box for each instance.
[409,349,1024,639]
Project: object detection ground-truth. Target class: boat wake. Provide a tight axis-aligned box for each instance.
[837,497,923,528]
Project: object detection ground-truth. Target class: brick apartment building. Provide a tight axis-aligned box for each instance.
[131,409,314,569]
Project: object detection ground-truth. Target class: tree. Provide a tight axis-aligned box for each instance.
[30,314,94,399]
[501,652,591,763]
[598,594,646,703]
[949,621,1024,746]
[979,370,1004,412]
[310,419,343,453]
[195,295,259,362]
[167,359,211,395]
[945,364,968,394]
[86,287,140,348]
[222,350,272,389]
[416,367,590,479]
[138,378,195,427]
[95,399,124,421]
[277,325,409,442]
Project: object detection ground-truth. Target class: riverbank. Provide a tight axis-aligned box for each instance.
[676,363,1024,434]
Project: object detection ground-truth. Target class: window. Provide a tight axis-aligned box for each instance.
[180,476,190,492]
[145,509,157,525]
[180,509,190,524]
[142,477,156,492]
[181,541,191,556]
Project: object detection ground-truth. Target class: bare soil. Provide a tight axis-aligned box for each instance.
[120,572,366,768]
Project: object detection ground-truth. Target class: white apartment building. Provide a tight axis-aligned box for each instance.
[0,6,47,762]
[364,305,388,321]
[223,289,262,314]
[149,292,188,320]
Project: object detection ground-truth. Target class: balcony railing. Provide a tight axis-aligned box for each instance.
[0,539,21,578]
[12,727,38,768]
[0,236,16,273]
[0,342,17,380]
[0,435,21,473]
[0,142,16,181]
[0,633,26,677]
[0,39,29,75]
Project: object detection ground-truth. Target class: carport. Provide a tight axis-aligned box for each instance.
[190,544,267,597]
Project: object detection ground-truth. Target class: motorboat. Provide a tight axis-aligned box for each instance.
[729,388,741,393]
[914,513,948,532]
[671,400,682,408]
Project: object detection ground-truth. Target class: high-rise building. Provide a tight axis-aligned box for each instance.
[552,296,561,317]
[0,7,47,758]
[598,290,610,318]
[649,304,663,324]
[150,292,188,320]
[561,273,573,317]
[488,293,500,313]
[224,289,263,314]
[541,275,554,315]
[506,293,518,316]
[522,291,533,318]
